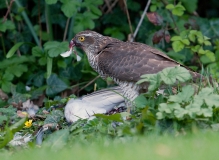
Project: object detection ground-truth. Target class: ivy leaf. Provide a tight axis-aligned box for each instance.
[168,85,194,103]
[46,74,68,96]
[159,66,192,85]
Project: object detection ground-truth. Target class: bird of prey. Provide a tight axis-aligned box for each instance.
[62,30,201,107]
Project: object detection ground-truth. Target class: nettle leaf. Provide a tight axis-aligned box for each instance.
[159,66,192,85]
[46,74,68,96]
[172,3,185,16]
[168,85,194,103]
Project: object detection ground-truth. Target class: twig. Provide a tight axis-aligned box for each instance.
[63,18,70,41]
[78,75,101,93]
[123,0,133,36]
[105,0,118,14]
[160,0,180,34]
[132,0,151,42]
[2,0,14,23]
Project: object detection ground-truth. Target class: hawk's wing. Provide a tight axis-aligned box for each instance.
[98,41,180,82]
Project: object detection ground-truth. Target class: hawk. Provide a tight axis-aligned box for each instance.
[62,30,201,107]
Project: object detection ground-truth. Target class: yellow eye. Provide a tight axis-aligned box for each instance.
[78,36,85,42]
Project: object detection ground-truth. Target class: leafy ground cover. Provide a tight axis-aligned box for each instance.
[1,0,219,157]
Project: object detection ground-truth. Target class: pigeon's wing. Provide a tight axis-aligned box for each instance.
[98,42,179,82]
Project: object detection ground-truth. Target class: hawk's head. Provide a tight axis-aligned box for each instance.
[70,30,105,54]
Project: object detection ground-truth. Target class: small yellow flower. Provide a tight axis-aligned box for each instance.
[24,120,32,128]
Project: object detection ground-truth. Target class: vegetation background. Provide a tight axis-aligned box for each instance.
[1,0,219,158]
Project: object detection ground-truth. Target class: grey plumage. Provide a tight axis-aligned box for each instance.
[65,86,125,123]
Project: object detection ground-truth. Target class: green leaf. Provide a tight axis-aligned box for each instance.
[168,85,194,103]
[138,74,161,92]
[45,0,58,4]
[43,129,69,150]
[44,110,64,125]
[6,64,28,77]
[6,42,35,58]
[174,107,188,119]
[181,39,190,45]
[0,127,13,149]
[47,57,53,78]
[171,36,182,41]
[46,74,68,96]
[172,41,185,52]
[9,117,28,133]
[0,19,15,32]
[205,95,219,108]
[44,41,68,57]
[134,94,148,109]
[61,1,80,18]
[181,0,197,13]
[159,66,192,85]
[172,3,185,16]
[166,4,175,10]
[32,46,43,57]
[95,113,123,122]
[205,50,215,62]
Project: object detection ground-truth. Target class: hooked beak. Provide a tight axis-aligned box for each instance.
[60,39,81,61]
[60,39,75,58]
[69,39,75,48]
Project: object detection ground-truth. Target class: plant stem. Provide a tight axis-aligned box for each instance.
[67,17,75,41]
[63,18,70,41]
[0,34,6,56]
[160,0,180,34]
[45,4,53,41]
[123,0,133,36]
[14,0,40,46]
[132,0,151,42]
